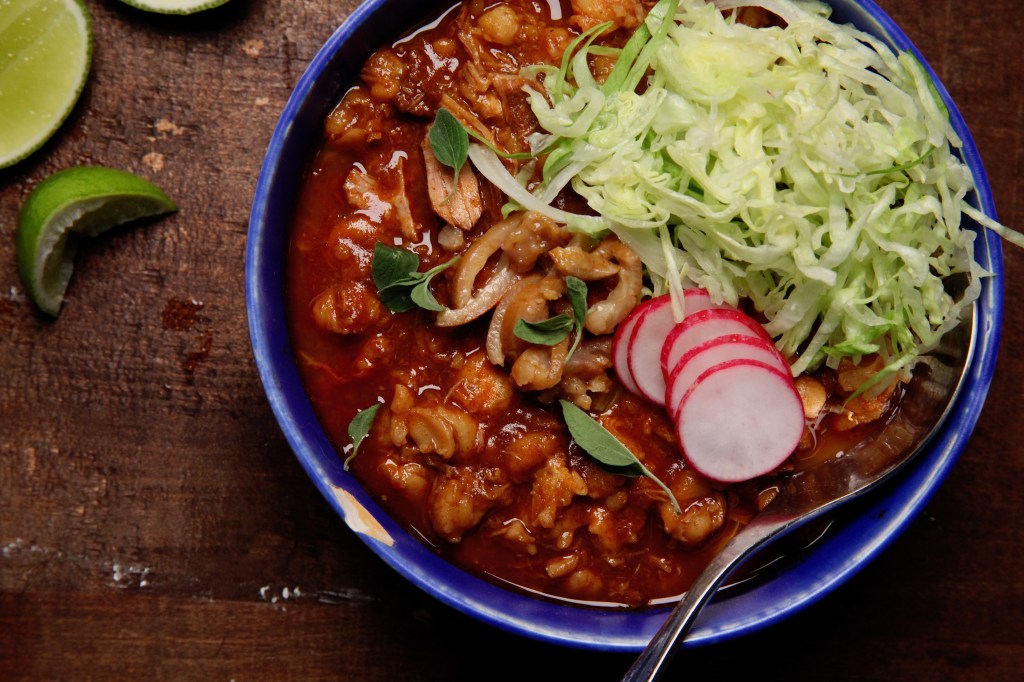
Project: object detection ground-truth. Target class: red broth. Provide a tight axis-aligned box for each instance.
[285,0,895,606]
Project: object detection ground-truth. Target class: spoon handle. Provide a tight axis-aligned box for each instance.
[621,519,786,681]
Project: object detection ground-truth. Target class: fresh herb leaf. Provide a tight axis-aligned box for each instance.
[559,400,681,514]
[433,106,550,165]
[343,403,382,470]
[410,279,445,311]
[371,243,458,313]
[514,314,575,345]
[372,243,419,291]
[377,284,418,313]
[430,109,469,192]
[566,276,588,323]
[512,276,589,356]
[565,275,588,359]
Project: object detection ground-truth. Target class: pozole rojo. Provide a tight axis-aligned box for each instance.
[284,0,1006,606]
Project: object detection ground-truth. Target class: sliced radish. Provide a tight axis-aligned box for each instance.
[679,288,733,318]
[665,335,789,418]
[626,296,677,405]
[660,308,773,378]
[612,296,661,395]
[676,359,804,483]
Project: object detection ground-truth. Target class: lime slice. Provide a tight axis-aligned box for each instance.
[0,0,92,169]
[114,0,231,14]
[16,166,178,316]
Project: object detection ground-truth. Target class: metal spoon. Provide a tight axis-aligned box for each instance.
[623,308,976,681]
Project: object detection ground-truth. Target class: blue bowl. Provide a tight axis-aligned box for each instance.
[246,0,1002,651]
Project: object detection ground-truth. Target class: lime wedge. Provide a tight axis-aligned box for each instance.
[114,0,231,14]
[16,166,178,316]
[0,0,92,169]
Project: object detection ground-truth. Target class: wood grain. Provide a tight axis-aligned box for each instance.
[1,1,1021,679]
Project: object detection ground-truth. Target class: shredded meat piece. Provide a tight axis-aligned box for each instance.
[421,131,483,231]
[428,466,510,542]
[513,340,570,391]
[587,503,645,553]
[528,454,588,529]
[550,236,643,334]
[487,274,565,366]
[501,211,567,272]
[343,166,418,240]
[556,337,614,410]
[505,431,561,483]
[344,170,391,222]
[476,269,573,393]
[652,467,727,546]
[491,518,538,555]
[439,94,495,146]
[832,355,900,430]
[659,494,727,546]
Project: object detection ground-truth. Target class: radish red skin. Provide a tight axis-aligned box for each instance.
[612,301,649,395]
[660,308,775,377]
[626,296,676,405]
[679,288,732,318]
[675,359,804,483]
[666,334,790,418]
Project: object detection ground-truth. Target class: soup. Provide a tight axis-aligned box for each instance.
[284,0,974,606]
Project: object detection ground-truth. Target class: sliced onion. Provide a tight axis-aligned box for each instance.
[436,257,520,327]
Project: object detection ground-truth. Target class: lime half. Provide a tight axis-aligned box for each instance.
[16,166,178,316]
[0,0,92,169]
[115,0,231,14]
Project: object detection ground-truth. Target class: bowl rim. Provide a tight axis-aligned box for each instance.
[246,0,1004,651]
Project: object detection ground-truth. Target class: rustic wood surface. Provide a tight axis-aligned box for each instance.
[1,1,1021,679]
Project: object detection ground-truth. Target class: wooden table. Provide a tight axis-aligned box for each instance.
[1,1,1021,679]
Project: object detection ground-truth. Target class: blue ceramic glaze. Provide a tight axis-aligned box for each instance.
[246,0,1002,651]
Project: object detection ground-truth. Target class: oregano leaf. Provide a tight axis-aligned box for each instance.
[370,242,458,313]
[430,108,469,184]
[514,314,575,345]
[410,280,445,312]
[565,275,588,360]
[343,403,382,470]
[559,400,681,514]
[566,276,588,325]
[372,243,420,293]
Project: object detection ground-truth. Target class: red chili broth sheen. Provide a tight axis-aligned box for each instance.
[284,0,896,608]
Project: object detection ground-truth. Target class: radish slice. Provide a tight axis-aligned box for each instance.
[680,288,733,318]
[676,359,804,483]
[660,308,774,377]
[665,335,789,418]
[611,301,648,395]
[626,296,676,405]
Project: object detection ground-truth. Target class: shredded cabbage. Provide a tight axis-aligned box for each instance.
[481,0,1016,379]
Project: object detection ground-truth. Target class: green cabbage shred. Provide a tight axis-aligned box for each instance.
[468,0,1020,380]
